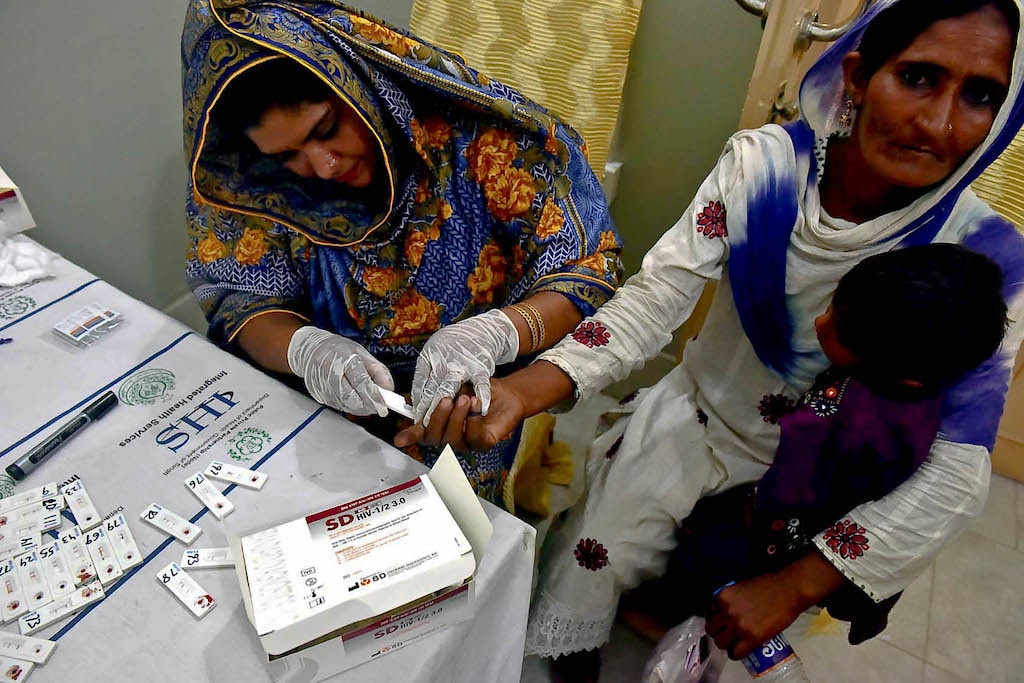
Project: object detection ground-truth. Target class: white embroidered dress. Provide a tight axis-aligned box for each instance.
[524,0,1024,657]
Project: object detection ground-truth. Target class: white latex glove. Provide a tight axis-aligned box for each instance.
[412,308,519,426]
[287,326,395,417]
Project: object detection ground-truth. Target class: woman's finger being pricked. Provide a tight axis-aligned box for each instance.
[393,422,426,448]
[424,397,454,445]
[442,394,473,451]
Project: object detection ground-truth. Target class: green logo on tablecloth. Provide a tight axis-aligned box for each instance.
[227,427,271,462]
[0,295,36,320]
[0,475,15,499]
[119,369,176,406]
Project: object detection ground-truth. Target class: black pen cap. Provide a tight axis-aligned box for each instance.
[84,392,118,420]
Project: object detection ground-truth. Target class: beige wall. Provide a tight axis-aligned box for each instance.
[610,2,763,274]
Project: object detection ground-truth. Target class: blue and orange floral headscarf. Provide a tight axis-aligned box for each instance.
[182,0,622,382]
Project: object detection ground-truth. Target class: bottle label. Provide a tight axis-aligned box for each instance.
[743,634,796,677]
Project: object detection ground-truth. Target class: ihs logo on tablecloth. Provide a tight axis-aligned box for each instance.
[118,369,176,406]
[0,295,36,320]
[0,474,16,500]
[226,427,272,462]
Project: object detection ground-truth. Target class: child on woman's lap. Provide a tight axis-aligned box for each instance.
[624,243,1009,653]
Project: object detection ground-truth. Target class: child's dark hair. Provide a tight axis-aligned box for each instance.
[212,58,334,145]
[857,0,1018,80]
[832,244,1008,391]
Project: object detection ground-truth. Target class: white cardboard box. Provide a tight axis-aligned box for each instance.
[229,446,493,680]
[0,165,35,237]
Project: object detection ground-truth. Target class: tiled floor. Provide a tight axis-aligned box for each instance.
[524,396,1024,682]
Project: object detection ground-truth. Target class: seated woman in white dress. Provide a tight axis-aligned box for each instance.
[405,0,1024,679]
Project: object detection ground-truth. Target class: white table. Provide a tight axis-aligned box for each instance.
[0,242,535,682]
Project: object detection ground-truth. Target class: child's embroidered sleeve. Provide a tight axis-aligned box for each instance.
[814,287,1024,601]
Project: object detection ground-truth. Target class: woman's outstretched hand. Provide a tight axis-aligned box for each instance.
[410,309,519,428]
[394,377,528,452]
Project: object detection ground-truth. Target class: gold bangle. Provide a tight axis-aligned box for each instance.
[519,301,546,349]
[509,303,541,353]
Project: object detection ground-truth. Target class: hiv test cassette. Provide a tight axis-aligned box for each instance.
[204,461,267,490]
[0,631,56,664]
[182,547,234,569]
[83,527,122,587]
[38,541,76,599]
[184,472,234,520]
[0,656,32,681]
[57,527,97,587]
[61,481,101,531]
[0,505,61,541]
[13,552,51,611]
[157,562,216,619]
[140,504,202,545]
[19,583,105,635]
[0,483,59,516]
[0,536,40,563]
[0,560,28,624]
[104,514,142,571]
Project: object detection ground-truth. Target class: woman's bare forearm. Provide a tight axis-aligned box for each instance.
[501,360,576,418]
[235,311,306,374]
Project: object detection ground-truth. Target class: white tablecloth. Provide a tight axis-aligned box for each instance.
[0,245,535,682]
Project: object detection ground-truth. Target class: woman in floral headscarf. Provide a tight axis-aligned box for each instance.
[181,0,621,504]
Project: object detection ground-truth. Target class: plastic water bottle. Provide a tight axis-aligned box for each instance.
[741,633,810,681]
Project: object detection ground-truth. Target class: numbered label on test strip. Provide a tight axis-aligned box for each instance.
[0,504,61,541]
[0,655,33,682]
[19,582,104,635]
[0,483,59,516]
[38,541,75,599]
[157,562,216,619]
[61,482,101,531]
[14,552,51,611]
[0,560,28,624]
[204,460,267,490]
[139,504,202,545]
[0,503,62,535]
[0,631,56,665]
[184,472,234,520]
[104,514,142,571]
[0,536,39,565]
[83,528,122,587]
[57,527,97,587]
[182,547,234,569]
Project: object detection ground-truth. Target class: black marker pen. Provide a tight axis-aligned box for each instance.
[6,392,118,481]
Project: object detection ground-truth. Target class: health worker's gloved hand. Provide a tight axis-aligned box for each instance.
[287,326,394,417]
[412,309,519,426]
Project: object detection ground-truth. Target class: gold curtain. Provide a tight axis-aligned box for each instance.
[974,129,1024,483]
[974,128,1024,231]
[409,0,644,178]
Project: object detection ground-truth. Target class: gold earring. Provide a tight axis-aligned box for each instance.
[839,97,855,129]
